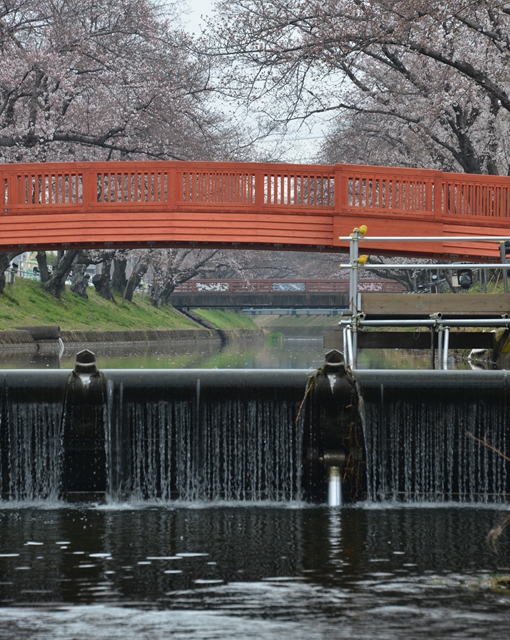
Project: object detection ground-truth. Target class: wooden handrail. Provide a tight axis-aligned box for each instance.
[3,160,510,218]
[2,160,510,259]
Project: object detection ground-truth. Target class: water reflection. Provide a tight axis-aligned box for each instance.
[0,340,480,370]
[0,339,325,370]
[0,505,509,638]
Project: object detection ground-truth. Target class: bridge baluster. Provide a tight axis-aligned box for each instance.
[1,160,510,259]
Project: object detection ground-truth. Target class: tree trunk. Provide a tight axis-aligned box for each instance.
[36,251,51,283]
[111,257,128,293]
[123,263,147,302]
[151,282,176,308]
[0,253,17,295]
[0,254,10,295]
[43,250,79,298]
[91,255,115,302]
[70,262,89,298]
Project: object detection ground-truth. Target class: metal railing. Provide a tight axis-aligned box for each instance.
[339,228,510,370]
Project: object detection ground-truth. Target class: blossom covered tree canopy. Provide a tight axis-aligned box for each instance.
[207,0,510,174]
[0,0,237,162]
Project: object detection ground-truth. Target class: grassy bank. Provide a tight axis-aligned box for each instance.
[250,314,341,329]
[191,308,260,330]
[0,279,257,332]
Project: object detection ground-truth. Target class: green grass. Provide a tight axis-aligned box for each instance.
[251,313,341,328]
[191,308,260,330]
[266,332,285,341]
[0,279,199,331]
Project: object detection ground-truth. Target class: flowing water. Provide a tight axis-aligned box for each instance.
[0,340,509,638]
[107,394,303,502]
[0,339,478,370]
[362,396,509,503]
[0,504,510,639]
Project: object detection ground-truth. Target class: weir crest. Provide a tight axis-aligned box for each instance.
[0,353,509,504]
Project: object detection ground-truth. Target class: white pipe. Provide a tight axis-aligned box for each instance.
[345,328,354,369]
[339,263,508,269]
[443,327,450,370]
[355,236,510,242]
[339,318,510,327]
[349,233,359,315]
[327,466,342,507]
[437,329,443,370]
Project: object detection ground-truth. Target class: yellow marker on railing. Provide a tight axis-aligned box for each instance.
[338,225,368,241]
[358,255,368,265]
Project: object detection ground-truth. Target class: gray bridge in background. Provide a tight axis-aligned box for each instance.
[169,279,403,310]
[169,291,349,310]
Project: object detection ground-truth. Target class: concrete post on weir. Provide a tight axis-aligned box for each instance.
[302,349,365,504]
[62,350,106,500]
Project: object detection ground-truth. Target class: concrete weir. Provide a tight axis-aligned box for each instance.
[0,351,509,503]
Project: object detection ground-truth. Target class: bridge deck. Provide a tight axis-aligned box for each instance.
[2,161,510,260]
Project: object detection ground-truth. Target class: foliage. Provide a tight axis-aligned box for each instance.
[266,332,285,341]
[207,0,510,174]
[0,0,240,162]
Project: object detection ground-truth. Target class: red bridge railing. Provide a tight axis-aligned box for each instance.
[2,160,510,259]
[1,162,337,211]
[3,160,510,218]
[174,279,406,293]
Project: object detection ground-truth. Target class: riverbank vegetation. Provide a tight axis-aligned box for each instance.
[0,278,258,332]
[191,308,260,330]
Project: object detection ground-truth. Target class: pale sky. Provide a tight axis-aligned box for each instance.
[164,0,324,162]
[159,0,215,35]
[184,0,215,34]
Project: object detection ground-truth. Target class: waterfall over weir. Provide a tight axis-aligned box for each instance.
[1,360,510,504]
[358,371,510,503]
[0,377,63,501]
[106,374,304,501]
[0,369,310,502]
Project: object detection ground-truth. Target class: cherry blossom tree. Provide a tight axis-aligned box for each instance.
[0,0,237,162]
[207,0,510,174]
[146,248,247,307]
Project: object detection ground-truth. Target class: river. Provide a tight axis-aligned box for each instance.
[0,338,478,370]
[0,339,507,638]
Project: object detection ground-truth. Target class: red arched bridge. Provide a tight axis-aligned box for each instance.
[2,160,509,260]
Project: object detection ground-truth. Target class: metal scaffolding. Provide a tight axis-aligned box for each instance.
[339,229,510,370]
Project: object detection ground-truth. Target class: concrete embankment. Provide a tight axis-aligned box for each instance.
[0,326,265,354]
[0,330,37,352]
[249,313,342,338]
